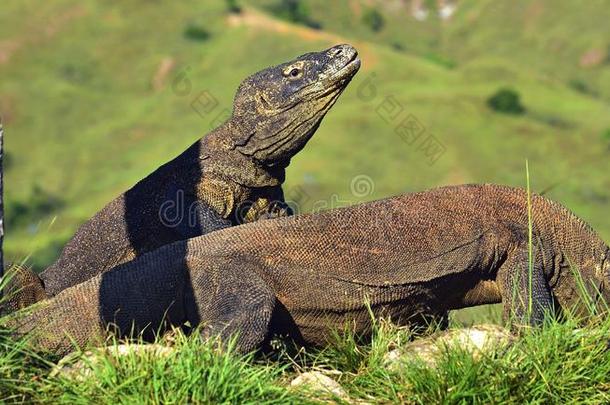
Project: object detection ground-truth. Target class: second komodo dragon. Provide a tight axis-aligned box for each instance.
[8,184,610,356]
[10,44,361,302]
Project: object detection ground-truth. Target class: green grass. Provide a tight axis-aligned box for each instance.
[526,160,534,320]
[0,332,301,404]
[2,313,610,403]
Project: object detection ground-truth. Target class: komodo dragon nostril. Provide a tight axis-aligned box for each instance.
[331,48,343,57]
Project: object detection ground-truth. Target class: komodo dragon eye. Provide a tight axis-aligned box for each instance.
[283,66,303,79]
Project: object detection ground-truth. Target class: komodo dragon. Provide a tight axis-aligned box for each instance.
[6,184,610,355]
[20,44,361,299]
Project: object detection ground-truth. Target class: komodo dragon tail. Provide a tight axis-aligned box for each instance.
[0,263,47,316]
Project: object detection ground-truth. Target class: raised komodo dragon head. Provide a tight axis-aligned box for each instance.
[213,44,361,165]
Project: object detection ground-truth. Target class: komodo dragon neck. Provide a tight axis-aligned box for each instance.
[196,119,287,188]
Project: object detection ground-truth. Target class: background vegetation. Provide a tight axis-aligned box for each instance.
[1,0,608,270]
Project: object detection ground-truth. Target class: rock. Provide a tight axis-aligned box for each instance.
[50,344,175,380]
[385,324,514,369]
[290,371,349,401]
[438,0,458,20]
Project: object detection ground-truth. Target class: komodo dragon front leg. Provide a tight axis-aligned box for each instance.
[185,257,276,353]
[497,245,554,326]
[166,178,237,239]
[171,178,291,239]
[237,186,292,222]
[6,250,277,356]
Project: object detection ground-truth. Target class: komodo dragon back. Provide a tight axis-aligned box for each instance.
[3,44,360,309]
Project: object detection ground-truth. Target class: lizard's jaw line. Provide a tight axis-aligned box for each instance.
[269,79,348,114]
[320,59,361,90]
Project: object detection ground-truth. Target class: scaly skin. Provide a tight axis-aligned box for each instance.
[1,264,46,314]
[8,184,610,356]
[4,44,360,305]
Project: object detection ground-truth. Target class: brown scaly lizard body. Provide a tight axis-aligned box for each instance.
[8,44,360,301]
[7,184,610,355]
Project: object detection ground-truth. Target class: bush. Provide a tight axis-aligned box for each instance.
[362,8,385,32]
[6,185,64,230]
[183,24,210,42]
[391,42,405,52]
[568,79,597,96]
[225,0,241,14]
[602,128,610,142]
[487,88,526,115]
[272,0,321,29]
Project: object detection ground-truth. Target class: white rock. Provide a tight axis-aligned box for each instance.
[413,8,429,21]
[438,2,457,20]
[50,344,175,380]
[290,371,349,400]
[386,324,514,369]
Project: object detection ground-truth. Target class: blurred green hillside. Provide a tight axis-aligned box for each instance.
[1,0,609,270]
